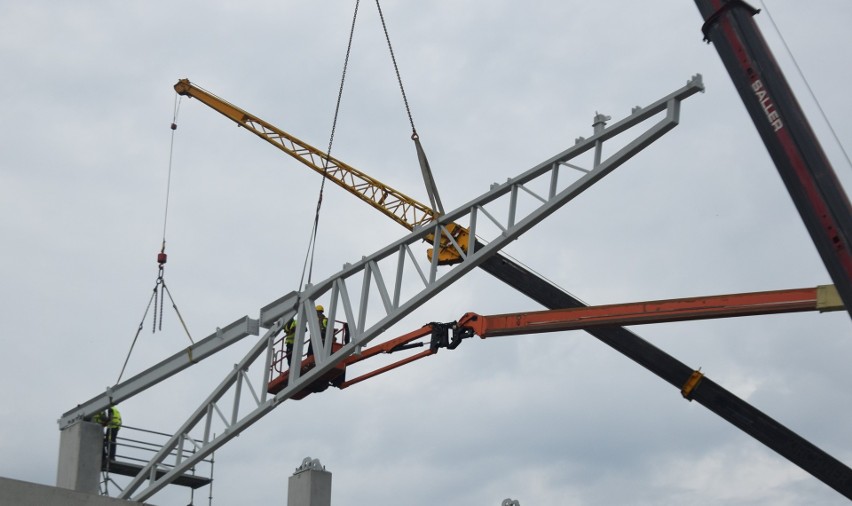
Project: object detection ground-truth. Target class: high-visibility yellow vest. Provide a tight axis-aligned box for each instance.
[94,407,122,429]
[284,318,297,345]
[108,407,122,429]
[285,316,328,344]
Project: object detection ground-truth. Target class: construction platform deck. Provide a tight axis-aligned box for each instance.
[103,460,212,489]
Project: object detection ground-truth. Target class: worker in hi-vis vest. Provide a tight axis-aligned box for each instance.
[307,305,329,357]
[93,406,122,462]
[283,315,298,365]
[284,305,329,364]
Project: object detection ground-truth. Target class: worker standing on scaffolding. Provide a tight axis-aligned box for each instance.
[93,406,122,462]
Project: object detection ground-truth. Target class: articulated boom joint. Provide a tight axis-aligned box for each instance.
[429,321,471,352]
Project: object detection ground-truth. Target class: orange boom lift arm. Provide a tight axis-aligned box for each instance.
[270,284,842,397]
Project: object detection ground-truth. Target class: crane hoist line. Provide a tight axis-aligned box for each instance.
[173,79,469,265]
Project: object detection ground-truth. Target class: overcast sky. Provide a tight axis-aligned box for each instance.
[1,1,852,505]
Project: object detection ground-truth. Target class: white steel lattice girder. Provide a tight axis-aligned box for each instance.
[119,75,704,502]
[58,315,260,430]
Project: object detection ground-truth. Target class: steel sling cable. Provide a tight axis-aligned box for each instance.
[162,94,181,256]
[116,288,158,385]
[375,0,445,214]
[758,0,852,170]
[116,94,194,384]
[298,0,361,291]
[153,94,182,332]
[376,0,414,133]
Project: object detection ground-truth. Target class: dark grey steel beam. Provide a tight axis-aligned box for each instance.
[478,250,852,500]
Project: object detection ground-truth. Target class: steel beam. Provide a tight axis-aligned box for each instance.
[58,315,260,429]
[478,253,852,500]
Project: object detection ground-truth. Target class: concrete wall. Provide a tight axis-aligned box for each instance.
[288,458,332,506]
[0,476,153,506]
[57,420,103,494]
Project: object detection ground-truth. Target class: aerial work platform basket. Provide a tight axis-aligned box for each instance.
[267,321,349,399]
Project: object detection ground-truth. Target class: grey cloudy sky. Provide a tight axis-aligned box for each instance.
[1,1,851,505]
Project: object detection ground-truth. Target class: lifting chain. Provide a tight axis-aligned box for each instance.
[375,0,445,214]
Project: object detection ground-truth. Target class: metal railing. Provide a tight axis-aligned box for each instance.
[100,424,214,497]
[269,320,350,376]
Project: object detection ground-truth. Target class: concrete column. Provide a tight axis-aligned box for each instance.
[287,457,331,506]
[56,420,102,494]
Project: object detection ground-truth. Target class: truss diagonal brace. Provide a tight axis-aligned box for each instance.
[119,305,294,500]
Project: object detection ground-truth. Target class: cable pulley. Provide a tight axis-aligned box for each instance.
[153,249,166,333]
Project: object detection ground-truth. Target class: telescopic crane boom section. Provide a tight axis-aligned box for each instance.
[173,79,469,265]
[694,0,852,319]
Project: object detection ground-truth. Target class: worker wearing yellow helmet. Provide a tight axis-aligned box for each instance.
[308,305,329,357]
[316,305,328,334]
[92,406,122,462]
[284,305,329,363]
[283,315,298,366]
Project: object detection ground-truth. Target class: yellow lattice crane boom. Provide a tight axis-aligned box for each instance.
[174,79,469,264]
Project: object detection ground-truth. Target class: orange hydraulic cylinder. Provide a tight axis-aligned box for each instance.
[458,285,842,338]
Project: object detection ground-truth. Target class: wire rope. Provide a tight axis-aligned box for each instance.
[759,0,852,170]
[298,0,361,291]
[116,94,193,385]
[376,0,445,213]
[162,95,182,250]
[475,234,588,306]
[375,0,416,134]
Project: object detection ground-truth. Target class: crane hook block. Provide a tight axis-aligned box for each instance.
[157,252,168,265]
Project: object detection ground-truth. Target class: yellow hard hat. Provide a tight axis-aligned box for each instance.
[315,305,324,312]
